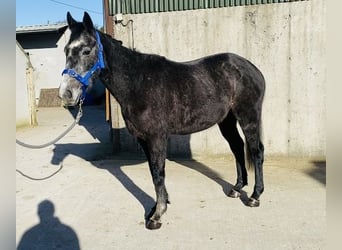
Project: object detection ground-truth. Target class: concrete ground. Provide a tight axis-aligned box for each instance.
[16,105,326,250]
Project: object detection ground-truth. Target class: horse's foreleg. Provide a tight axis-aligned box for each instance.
[141,136,169,230]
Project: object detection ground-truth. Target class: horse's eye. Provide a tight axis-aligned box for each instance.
[83,49,91,56]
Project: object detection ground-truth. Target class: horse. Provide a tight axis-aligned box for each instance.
[59,12,265,230]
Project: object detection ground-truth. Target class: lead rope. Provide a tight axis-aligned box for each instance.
[16,99,84,181]
[16,164,64,181]
[16,99,84,149]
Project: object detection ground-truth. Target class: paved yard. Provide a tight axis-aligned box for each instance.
[16,105,326,250]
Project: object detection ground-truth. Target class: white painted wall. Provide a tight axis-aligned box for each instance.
[111,0,326,158]
[16,42,31,127]
[25,29,71,103]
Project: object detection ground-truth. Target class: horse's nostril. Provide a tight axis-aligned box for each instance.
[64,90,73,99]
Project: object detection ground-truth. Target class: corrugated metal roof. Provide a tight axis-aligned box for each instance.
[109,0,307,15]
[16,23,68,34]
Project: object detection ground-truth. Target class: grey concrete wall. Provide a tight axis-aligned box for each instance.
[110,0,326,158]
[16,42,31,127]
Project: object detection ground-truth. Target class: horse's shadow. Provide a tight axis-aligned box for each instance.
[51,104,249,219]
[52,141,155,218]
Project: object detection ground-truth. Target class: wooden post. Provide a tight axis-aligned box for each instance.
[26,66,37,126]
[103,0,114,122]
[103,0,121,151]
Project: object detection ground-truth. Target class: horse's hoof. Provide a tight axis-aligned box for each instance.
[247,197,260,207]
[146,219,162,230]
[228,189,241,198]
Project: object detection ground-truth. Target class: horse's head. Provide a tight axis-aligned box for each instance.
[59,12,104,106]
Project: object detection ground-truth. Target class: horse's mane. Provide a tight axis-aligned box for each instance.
[100,30,168,67]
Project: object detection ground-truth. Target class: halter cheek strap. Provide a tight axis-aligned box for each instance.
[62,31,105,97]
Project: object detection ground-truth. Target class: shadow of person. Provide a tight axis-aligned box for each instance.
[17,200,80,250]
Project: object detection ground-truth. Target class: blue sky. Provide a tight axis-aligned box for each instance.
[16,0,104,27]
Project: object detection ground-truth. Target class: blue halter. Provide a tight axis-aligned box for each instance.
[62,31,105,98]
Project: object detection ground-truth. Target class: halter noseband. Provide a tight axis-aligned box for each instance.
[61,31,105,97]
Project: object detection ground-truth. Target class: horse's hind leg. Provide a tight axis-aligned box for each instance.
[138,136,169,230]
[218,111,248,198]
[235,111,264,207]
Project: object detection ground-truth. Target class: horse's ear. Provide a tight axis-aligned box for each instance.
[66,12,77,29]
[83,12,94,32]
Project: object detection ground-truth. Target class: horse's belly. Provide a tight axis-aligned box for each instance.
[170,121,216,135]
[170,103,229,135]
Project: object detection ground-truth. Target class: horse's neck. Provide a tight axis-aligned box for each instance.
[100,35,139,104]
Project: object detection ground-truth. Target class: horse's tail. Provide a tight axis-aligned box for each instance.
[246,141,253,170]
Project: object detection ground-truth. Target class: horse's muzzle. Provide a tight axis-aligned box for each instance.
[58,87,81,107]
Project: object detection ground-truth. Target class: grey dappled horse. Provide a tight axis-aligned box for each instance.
[59,12,265,230]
